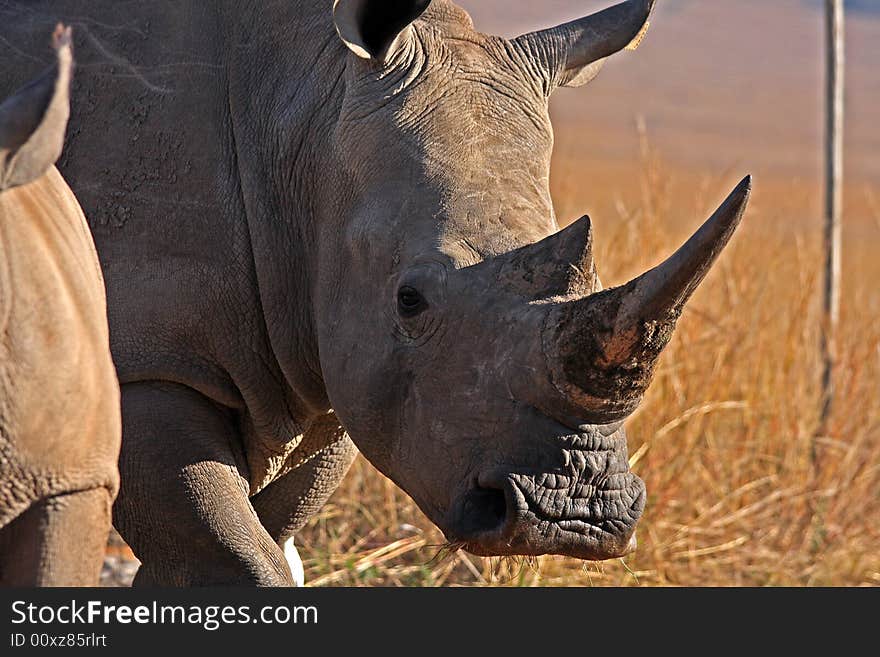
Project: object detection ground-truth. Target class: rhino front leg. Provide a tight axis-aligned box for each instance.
[253,425,357,537]
[0,487,112,586]
[252,422,357,586]
[253,419,357,542]
[114,382,294,587]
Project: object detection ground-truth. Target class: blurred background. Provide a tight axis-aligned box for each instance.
[106,1,880,587]
[458,0,879,222]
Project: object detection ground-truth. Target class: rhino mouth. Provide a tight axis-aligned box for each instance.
[449,431,646,561]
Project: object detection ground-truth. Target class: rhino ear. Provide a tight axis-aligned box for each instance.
[333,0,433,62]
[0,24,73,191]
[513,0,653,90]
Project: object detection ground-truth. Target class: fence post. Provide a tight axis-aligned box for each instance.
[818,0,844,443]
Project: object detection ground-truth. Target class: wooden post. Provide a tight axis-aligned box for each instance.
[819,0,844,440]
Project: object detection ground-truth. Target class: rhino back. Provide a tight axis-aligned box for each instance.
[0,1,351,489]
[0,3,239,388]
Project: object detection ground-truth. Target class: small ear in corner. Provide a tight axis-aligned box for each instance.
[333,0,433,62]
[0,24,74,191]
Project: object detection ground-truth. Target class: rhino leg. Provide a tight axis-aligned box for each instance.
[0,487,111,586]
[250,429,357,587]
[252,428,357,543]
[114,382,293,587]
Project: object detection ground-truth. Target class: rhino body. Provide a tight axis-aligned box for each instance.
[0,1,749,585]
[0,28,120,586]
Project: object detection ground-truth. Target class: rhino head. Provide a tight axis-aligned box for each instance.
[315,0,750,560]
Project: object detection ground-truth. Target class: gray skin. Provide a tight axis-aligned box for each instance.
[0,0,750,586]
[0,27,121,586]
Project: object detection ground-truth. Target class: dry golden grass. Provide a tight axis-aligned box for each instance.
[296,132,880,587]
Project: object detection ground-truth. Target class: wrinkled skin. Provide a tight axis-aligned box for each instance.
[0,1,749,585]
[0,28,121,586]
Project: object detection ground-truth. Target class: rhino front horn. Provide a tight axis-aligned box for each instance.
[543,176,752,423]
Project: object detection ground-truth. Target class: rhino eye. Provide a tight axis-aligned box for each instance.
[397,286,427,317]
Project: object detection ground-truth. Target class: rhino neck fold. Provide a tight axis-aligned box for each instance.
[221,0,354,423]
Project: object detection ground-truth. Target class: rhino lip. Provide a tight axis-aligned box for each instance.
[450,456,646,561]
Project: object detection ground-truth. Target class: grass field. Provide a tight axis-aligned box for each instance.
[293,130,880,587]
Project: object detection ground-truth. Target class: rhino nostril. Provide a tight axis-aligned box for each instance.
[460,485,508,536]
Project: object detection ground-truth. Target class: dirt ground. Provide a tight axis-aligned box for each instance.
[100,530,138,587]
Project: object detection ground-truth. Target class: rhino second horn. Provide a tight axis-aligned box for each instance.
[543,176,752,423]
[497,214,599,299]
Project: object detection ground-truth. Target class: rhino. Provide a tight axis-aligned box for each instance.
[0,26,121,586]
[0,0,750,586]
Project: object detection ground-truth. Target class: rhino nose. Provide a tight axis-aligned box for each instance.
[455,484,510,538]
